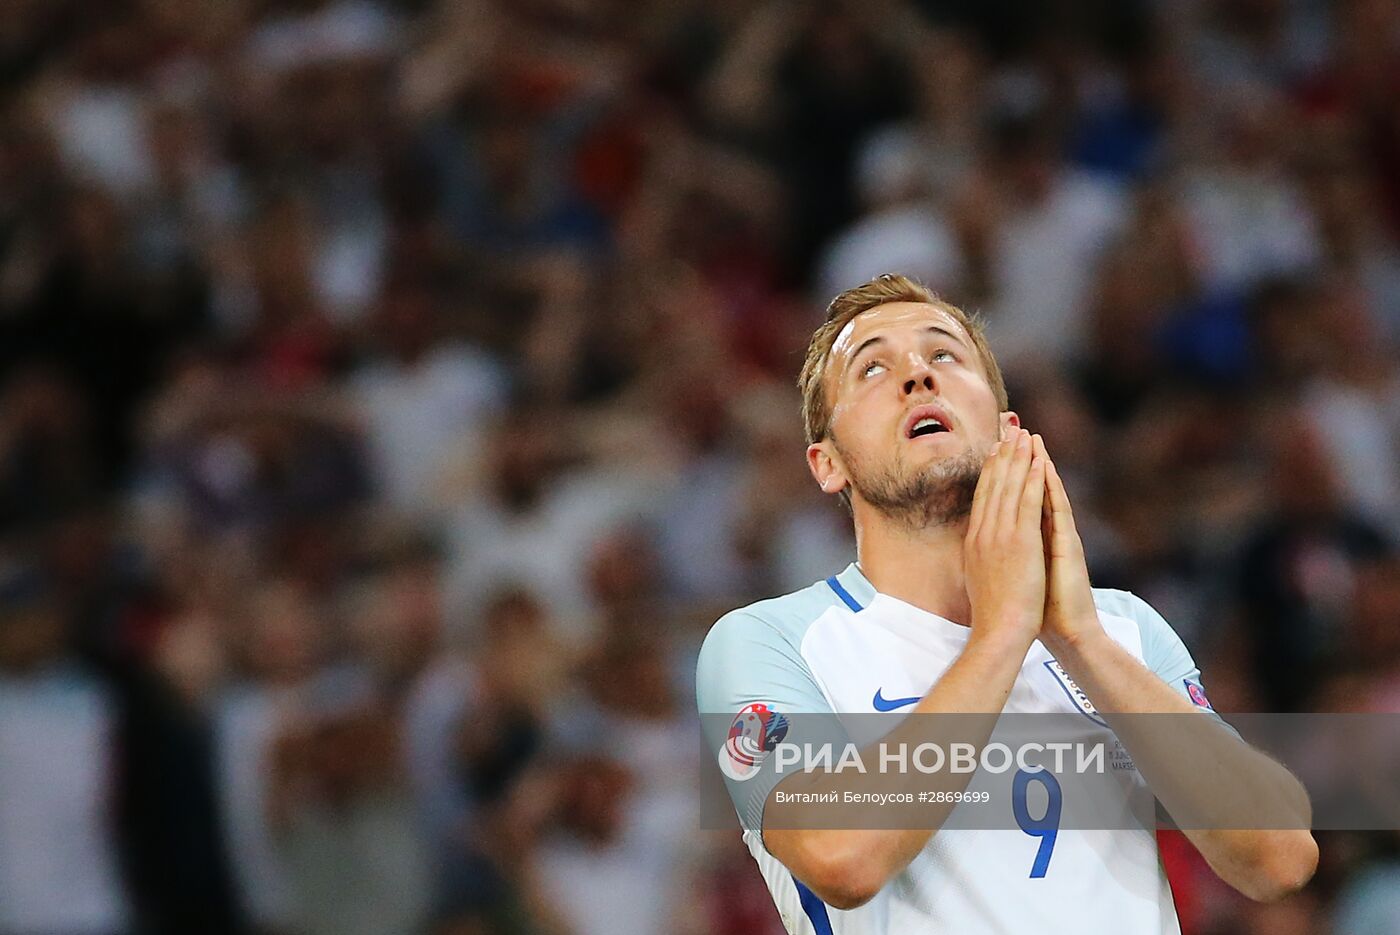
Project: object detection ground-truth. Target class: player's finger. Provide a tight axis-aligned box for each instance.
[1045,456,1076,529]
[1035,435,1055,538]
[968,439,1002,537]
[981,430,1019,530]
[996,429,1033,529]
[1041,487,1054,549]
[1044,458,1082,558]
[1030,432,1048,463]
[1018,435,1046,525]
[978,432,1016,532]
[970,439,1003,510]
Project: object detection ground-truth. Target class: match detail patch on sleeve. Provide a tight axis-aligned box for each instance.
[719,702,789,782]
[1183,679,1214,711]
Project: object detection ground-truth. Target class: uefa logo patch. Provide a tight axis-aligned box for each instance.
[718,702,789,782]
[1184,679,1214,711]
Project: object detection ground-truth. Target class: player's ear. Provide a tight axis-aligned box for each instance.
[807,441,849,496]
[998,411,1022,441]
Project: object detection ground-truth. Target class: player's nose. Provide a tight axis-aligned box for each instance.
[899,354,937,397]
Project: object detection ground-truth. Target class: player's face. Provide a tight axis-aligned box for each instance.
[808,302,1017,526]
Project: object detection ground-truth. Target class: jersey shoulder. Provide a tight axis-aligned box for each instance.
[695,576,851,717]
[1090,587,1178,648]
[1090,585,1155,620]
[707,577,847,647]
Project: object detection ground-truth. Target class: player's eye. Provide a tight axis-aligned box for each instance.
[862,360,886,378]
[932,348,956,363]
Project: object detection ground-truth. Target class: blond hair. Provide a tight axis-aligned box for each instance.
[798,274,1008,445]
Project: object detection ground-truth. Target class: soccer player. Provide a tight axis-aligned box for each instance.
[695,274,1317,933]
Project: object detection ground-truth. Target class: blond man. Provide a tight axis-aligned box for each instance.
[696,274,1316,934]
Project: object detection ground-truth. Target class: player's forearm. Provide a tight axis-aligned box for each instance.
[1045,630,1317,901]
[765,631,1033,909]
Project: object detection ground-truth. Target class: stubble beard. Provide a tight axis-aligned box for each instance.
[834,435,985,531]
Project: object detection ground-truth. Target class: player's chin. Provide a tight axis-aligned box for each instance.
[903,461,956,490]
[902,436,954,463]
[910,437,972,466]
[926,448,982,483]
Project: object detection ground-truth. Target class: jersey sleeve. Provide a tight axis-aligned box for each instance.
[1116,590,1238,733]
[695,609,838,832]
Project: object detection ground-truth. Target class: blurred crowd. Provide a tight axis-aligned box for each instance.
[0,0,1398,933]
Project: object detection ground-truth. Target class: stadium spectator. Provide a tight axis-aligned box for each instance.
[0,0,1395,931]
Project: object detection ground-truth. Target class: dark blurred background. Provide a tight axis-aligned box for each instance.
[0,0,1398,933]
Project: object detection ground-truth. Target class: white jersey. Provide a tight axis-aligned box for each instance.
[695,563,1225,935]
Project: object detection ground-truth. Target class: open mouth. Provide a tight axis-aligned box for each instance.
[904,405,953,440]
[909,417,949,439]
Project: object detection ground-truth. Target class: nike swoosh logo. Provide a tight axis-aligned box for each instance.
[872,689,921,712]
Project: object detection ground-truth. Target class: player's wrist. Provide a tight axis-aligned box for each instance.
[964,623,1038,659]
[1040,622,1112,662]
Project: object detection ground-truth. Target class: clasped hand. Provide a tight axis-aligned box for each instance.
[964,427,1103,650]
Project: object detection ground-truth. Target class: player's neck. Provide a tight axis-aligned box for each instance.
[853,509,972,627]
